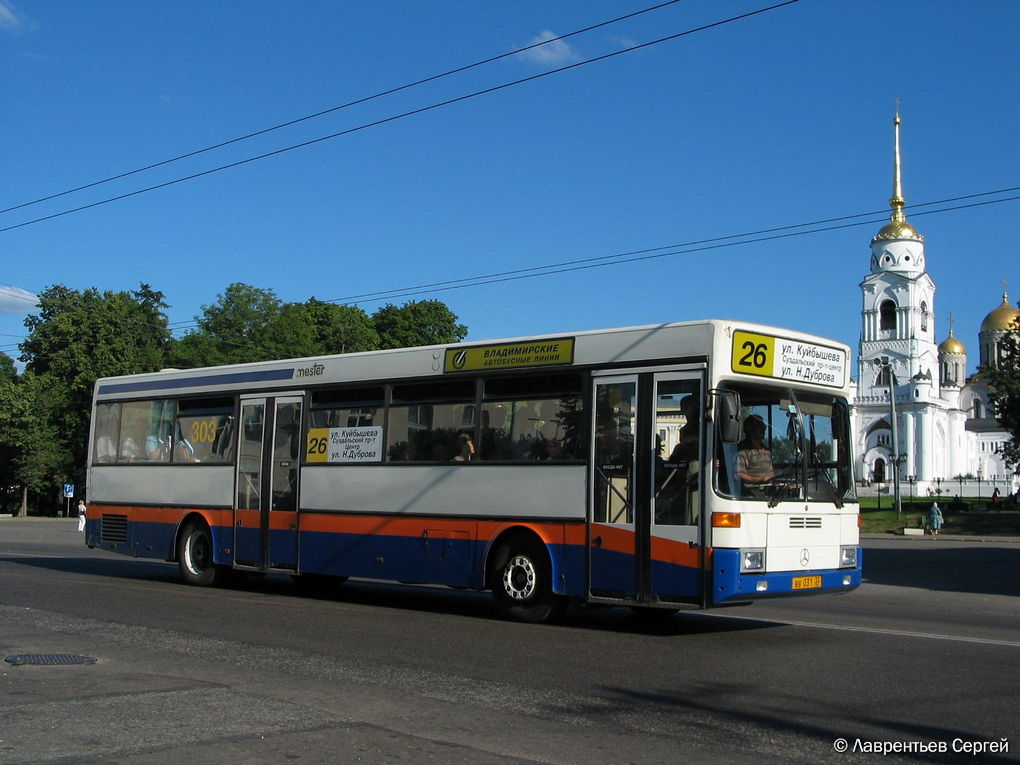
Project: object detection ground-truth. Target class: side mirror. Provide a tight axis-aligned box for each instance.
[716,390,742,443]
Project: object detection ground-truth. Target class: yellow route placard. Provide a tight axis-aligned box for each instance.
[731,330,847,388]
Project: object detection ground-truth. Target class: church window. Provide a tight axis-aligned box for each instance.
[920,301,928,332]
[879,300,897,331]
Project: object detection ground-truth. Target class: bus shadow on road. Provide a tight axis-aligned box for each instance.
[863,545,1020,596]
[253,575,783,637]
[6,553,787,636]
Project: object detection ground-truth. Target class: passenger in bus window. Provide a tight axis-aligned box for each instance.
[95,433,117,463]
[119,436,140,461]
[454,432,475,462]
[146,434,169,461]
[668,396,700,463]
[735,415,775,490]
[174,437,196,462]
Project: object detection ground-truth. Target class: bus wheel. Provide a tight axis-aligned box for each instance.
[491,537,564,623]
[178,522,217,587]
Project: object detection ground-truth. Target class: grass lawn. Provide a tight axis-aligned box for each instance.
[858,495,1020,535]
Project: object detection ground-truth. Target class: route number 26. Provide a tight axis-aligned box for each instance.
[738,341,769,369]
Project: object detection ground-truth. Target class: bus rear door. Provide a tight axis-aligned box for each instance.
[234,395,302,571]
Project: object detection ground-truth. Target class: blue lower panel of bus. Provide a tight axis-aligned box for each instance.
[299,530,484,587]
[711,548,862,604]
[589,548,702,601]
[299,530,591,597]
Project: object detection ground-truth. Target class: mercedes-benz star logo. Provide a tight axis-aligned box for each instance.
[799,548,811,567]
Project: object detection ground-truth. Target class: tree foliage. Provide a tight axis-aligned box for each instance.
[1,280,467,511]
[170,286,463,365]
[9,284,172,509]
[984,312,1020,467]
[372,299,468,349]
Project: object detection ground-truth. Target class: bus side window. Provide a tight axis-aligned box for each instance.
[388,381,475,462]
[93,402,121,463]
[480,374,583,462]
[175,397,235,464]
[117,400,174,463]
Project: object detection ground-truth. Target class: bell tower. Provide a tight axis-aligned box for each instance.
[856,110,940,484]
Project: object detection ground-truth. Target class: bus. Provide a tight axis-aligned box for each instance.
[85,320,861,622]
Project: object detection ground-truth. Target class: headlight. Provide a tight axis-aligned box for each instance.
[840,545,858,568]
[740,549,765,572]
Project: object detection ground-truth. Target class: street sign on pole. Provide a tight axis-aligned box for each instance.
[63,484,74,498]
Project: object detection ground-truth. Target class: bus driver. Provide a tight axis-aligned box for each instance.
[735,415,775,490]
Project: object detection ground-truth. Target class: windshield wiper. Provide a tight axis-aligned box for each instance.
[809,464,845,508]
[767,473,797,508]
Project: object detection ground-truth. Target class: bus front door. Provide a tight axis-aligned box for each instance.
[234,396,302,571]
[589,372,704,606]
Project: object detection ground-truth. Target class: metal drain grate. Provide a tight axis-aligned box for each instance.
[4,654,97,666]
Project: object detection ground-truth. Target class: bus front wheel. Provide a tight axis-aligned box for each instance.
[491,537,564,623]
[178,522,218,587]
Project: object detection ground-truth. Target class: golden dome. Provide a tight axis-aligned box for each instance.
[938,330,966,355]
[871,112,924,244]
[872,219,924,243]
[980,293,1020,333]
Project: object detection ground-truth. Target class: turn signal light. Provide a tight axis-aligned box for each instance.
[711,512,741,528]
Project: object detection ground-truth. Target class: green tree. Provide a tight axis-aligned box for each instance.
[0,366,28,514]
[0,353,15,383]
[170,287,463,365]
[984,312,1020,467]
[169,283,287,367]
[16,284,172,508]
[372,299,468,349]
[289,299,379,355]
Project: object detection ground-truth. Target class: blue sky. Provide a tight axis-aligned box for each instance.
[2,0,1017,374]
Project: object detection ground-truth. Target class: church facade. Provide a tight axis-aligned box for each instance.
[849,114,1018,496]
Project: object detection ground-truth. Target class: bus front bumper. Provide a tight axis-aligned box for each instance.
[711,547,862,605]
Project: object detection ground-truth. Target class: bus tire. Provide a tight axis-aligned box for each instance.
[178,522,218,587]
[490,536,564,623]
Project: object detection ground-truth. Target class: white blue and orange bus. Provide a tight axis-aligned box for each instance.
[85,319,861,622]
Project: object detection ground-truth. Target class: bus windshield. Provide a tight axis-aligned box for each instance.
[715,383,855,505]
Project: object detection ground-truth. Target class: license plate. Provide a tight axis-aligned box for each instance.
[792,575,822,590]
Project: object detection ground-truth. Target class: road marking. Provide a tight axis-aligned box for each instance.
[706,613,1020,648]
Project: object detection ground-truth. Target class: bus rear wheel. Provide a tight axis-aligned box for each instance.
[491,537,564,623]
[178,522,218,586]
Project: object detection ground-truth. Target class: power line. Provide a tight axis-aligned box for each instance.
[0,1,802,235]
[316,193,1020,306]
[0,1,686,218]
[315,187,1020,305]
[2,186,1016,355]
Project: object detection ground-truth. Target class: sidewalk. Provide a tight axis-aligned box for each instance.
[862,532,1020,543]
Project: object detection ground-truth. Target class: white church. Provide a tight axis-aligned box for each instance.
[850,113,1018,497]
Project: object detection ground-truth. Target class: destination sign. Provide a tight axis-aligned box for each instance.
[444,337,575,373]
[731,330,847,388]
[306,426,384,463]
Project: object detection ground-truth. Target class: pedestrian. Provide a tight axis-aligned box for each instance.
[77,499,86,533]
[991,487,999,510]
[928,502,943,536]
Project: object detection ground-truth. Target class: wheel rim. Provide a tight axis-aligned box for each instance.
[185,530,210,575]
[502,554,537,601]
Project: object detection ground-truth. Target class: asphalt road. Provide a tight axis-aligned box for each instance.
[1,519,1018,764]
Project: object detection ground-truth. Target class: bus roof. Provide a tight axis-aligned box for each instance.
[94,319,851,399]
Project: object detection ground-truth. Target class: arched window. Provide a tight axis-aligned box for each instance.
[880,300,897,332]
[920,301,928,332]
